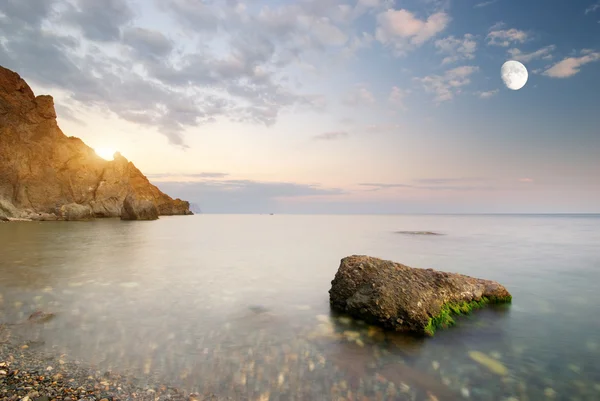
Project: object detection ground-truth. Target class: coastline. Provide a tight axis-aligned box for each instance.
[0,326,224,401]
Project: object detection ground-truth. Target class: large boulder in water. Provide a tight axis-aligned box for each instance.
[329,255,512,336]
[120,193,159,220]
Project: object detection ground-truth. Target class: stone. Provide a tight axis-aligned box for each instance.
[120,193,158,221]
[329,255,512,336]
[0,65,192,221]
[60,203,94,221]
[468,351,508,376]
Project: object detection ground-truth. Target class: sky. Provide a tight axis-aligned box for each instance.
[0,0,599,214]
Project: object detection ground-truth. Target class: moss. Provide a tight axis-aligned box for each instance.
[424,295,512,336]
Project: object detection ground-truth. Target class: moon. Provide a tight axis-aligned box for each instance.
[501,60,528,90]
[95,147,116,160]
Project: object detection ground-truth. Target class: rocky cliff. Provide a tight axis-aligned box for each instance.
[0,65,192,221]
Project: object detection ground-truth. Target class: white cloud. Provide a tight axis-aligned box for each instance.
[375,9,450,55]
[507,45,555,63]
[474,0,499,8]
[477,89,499,99]
[435,34,477,64]
[487,26,528,47]
[388,86,409,109]
[543,50,600,78]
[313,131,349,141]
[585,2,600,14]
[342,85,376,106]
[417,66,479,102]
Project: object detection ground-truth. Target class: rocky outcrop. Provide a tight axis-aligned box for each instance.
[329,255,512,336]
[0,65,193,220]
[60,203,94,221]
[120,193,159,220]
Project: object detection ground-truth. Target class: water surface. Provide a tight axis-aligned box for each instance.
[1,214,599,400]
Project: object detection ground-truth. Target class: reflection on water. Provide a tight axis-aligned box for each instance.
[1,214,600,400]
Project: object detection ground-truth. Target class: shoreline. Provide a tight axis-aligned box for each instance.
[0,326,225,401]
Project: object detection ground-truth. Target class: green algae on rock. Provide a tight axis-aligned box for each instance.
[329,255,512,336]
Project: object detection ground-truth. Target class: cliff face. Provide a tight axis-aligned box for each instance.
[0,65,192,221]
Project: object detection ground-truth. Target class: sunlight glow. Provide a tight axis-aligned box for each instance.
[95,147,116,161]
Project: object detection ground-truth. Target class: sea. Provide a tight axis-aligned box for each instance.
[1,214,599,401]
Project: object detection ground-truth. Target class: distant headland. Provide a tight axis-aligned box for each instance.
[0,65,192,222]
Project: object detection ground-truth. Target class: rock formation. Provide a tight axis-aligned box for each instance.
[329,255,512,336]
[120,193,159,221]
[0,65,192,221]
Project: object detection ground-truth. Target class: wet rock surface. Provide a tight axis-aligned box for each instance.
[329,255,512,336]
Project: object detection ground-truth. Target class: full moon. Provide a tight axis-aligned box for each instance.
[501,60,528,90]
[95,147,116,160]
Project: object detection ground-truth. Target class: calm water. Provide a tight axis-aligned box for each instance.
[1,214,600,400]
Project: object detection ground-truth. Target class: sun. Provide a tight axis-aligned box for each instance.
[95,147,117,161]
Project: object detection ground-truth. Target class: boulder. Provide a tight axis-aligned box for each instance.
[329,255,512,336]
[120,193,159,220]
[60,203,94,221]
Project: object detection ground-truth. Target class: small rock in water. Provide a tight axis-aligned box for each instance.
[568,364,581,373]
[432,361,440,370]
[461,388,470,398]
[338,316,352,325]
[544,388,556,398]
[468,351,508,376]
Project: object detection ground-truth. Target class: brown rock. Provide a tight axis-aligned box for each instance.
[121,193,159,220]
[0,65,193,220]
[329,255,512,336]
[59,203,94,221]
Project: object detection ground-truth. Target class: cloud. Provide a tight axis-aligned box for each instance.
[518,178,534,183]
[154,179,346,213]
[358,183,414,191]
[62,0,135,42]
[543,50,600,78]
[476,89,499,99]
[375,9,450,55]
[147,172,230,181]
[585,2,600,14]
[474,0,499,7]
[359,178,495,191]
[435,34,477,64]
[0,0,335,147]
[313,131,349,141]
[55,103,87,126]
[122,27,174,59]
[487,25,528,47]
[413,177,488,185]
[507,45,555,63]
[416,66,479,102]
[341,85,376,107]
[388,86,409,109]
